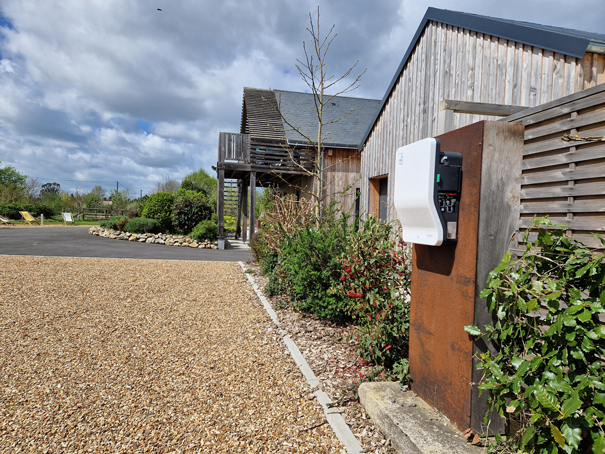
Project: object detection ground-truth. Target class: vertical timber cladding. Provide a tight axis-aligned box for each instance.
[409,121,524,432]
[360,18,604,221]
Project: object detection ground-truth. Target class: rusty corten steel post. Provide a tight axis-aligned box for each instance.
[408,121,484,431]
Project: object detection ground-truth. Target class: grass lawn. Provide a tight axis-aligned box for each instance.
[6,216,100,226]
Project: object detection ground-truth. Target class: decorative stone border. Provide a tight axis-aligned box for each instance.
[88,226,219,249]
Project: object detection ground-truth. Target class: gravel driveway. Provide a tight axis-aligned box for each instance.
[0,256,343,453]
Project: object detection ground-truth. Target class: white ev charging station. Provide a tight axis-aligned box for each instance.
[393,138,462,246]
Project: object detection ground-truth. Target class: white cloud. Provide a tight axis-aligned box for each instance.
[0,0,603,194]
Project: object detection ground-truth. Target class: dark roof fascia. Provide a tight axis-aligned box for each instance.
[429,8,592,59]
[358,7,597,150]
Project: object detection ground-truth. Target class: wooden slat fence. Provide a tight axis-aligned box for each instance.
[505,83,605,249]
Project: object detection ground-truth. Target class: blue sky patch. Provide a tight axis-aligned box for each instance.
[136,120,152,134]
[0,11,16,31]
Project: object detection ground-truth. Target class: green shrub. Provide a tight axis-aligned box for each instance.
[171,193,212,234]
[0,201,32,219]
[189,220,218,241]
[250,231,269,263]
[31,201,60,218]
[137,195,149,214]
[116,217,130,231]
[465,218,605,453]
[124,217,160,234]
[141,192,174,232]
[100,216,128,230]
[268,207,353,320]
[334,217,411,369]
[262,253,283,297]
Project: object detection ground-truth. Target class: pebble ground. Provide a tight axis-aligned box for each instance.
[0,256,343,453]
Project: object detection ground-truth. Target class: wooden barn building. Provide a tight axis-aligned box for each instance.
[359,7,605,221]
[216,87,380,245]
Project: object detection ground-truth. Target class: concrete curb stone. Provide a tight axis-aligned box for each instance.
[358,382,484,454]
[239,262,365,454]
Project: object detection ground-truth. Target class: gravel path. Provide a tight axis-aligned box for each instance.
[0,256,343,453]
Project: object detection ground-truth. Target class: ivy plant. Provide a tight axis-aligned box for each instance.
[465,218,605,454]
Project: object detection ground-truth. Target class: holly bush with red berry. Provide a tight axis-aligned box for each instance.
[333,217,412,369]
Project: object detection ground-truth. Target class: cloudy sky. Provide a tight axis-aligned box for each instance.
[0,0,603,195]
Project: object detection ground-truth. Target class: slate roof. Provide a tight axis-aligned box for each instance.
[241,87,381,148]
[359,7,605,149]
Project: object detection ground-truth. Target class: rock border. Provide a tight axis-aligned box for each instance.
[88,226,219,249]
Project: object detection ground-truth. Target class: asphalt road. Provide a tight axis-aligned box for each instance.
[0,227,253,262]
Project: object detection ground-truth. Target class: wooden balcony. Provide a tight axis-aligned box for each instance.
[217,132,316,182]
[216,132,317,247]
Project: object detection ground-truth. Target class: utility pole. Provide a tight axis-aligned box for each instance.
[116,181,119,193]
[140,189,143,199]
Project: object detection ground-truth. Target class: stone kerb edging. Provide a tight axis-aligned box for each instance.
[88,226,219,249]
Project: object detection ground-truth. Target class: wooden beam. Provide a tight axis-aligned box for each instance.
[242,180,248,243]
[249,172,256,239]
[440,99,527,117]
[217,168,225,248]
[218,132,226,163]
[235,181,243,239]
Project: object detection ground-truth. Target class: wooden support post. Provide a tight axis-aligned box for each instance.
[217,168,225,249]
[217,134,226,250]
[249,172,256,239]
[235,180,243,239]
[242,180,248,243]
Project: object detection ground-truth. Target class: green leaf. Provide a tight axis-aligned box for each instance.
[551,424,566,448]
[517,297,527,312]
[493,252,511,273]
[522,426,536,447]
[534,387,561,414]
[582,336,595,352]
[480,288,492,298]
[594,326,605,338]
[563,315,577,327]
[569,288,582,301]
[511,356,524,369]
[576,263,592,278]
[592,435,605,454]
[464,325,482,337]
[578,309,592,323]
[516,360,531,377]
[560,418,583,450]
[548,378,573,393]
[571,349,586,361]
[561,391,582,418]
[566,303,585,315]
[594,392,605,405]
[497,306,506,320]
[527,298,539,312]
[544,291,562,301]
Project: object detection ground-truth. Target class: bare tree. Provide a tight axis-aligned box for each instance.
[151,175,180,194]
[24,177,41,201]
[266,7,366,214]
